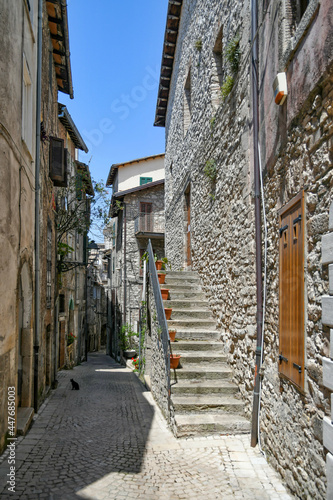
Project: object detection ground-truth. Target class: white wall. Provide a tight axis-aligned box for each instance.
[117,156,164,192]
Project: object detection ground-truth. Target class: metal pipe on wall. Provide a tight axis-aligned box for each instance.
[34,0,43,413]
[250,0,264,448]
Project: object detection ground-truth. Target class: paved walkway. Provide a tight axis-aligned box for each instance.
[0,352,294,499]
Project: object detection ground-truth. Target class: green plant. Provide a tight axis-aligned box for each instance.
[195,39,203,51]
[210,116,216,131]
[209,193,216,202]
[67,332,76,346]
[161,257,171,270]
[220,75,234,101]
[119,323,137,351]
[225,36,241,73]
[204,159,217,182]
[115,200,123,211]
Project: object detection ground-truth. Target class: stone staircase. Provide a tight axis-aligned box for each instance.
[162,270,250,437]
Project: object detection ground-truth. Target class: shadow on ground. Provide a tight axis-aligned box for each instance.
[0,352,155,499]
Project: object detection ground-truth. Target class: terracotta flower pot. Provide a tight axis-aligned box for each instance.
[170,354,181,369]
[155,260,163,271]
[161,288,169,300]
[164,308,172,320]
[169,330,176,342]
[158,272,166,285]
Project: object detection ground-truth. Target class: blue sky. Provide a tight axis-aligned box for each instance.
[60,0,168,188]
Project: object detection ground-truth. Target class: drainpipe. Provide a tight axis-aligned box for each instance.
[34,0,43,412]
[123,203,127,324]
[250,0,264,448]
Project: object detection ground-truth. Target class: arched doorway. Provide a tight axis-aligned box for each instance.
[18,263,33,408]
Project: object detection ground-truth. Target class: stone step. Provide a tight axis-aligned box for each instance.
[172,395,244,414]
[173,351,227,364]
[167,319,216,330]
[168,309,213,320]
[165,271,199,279]
[175,413,251,437]
[169,290,205,300]
[169,329,220,341]
[170,341,224,351]
[171,379,238,395]
[165,277,202,286]
[171,365,232,380]
[162,299,209,309]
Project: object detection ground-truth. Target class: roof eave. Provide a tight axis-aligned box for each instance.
[154,0,183,128]
[58,104,88,152]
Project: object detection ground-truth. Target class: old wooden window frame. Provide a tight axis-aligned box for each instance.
[278,190,305,391]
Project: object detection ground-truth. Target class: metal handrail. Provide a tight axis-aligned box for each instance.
[146,240,177,411]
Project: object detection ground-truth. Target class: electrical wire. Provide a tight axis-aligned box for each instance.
[257,142,267,458]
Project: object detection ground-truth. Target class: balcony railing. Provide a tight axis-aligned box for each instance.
[134,211,165,236]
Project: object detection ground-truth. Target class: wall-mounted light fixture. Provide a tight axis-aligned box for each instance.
[273,72,288,105]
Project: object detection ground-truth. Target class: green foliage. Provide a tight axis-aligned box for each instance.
[220,76,234,101]
[195,39,203,51]
[225,36,241,73]
[57,242,74,258]
[119,323,137,351]
[209,193,216,202]
[204,159,217,182]
[210,116,216,131]
[161,257,171,270]
[115,200,123,211]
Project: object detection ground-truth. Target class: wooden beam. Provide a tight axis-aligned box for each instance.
[48,16,62,24]
[50,33,64,41]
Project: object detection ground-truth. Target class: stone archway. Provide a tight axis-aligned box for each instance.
[18,262,33,408]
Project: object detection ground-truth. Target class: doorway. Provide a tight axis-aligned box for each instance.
[184,186,191,268]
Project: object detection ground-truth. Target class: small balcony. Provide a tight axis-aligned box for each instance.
[134,211,165,239]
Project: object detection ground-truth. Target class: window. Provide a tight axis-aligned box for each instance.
[139,202,152,232]
[22,56,33,153]
[140,177,153,185]
[59,294,65,314]
[281,0,315,63]
[184,68,191,136]
[211,26,223,108]
[47,222,52,309]
[49,137,67,187]
[278,191,305,390]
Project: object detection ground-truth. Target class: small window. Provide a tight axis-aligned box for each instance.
[46,222,52,309]
[140,177,153,185]
[211,26,223,108]
[49,137,67,187]
[59,294,65,314]
[22,56,33,153]
[184,68,191,136]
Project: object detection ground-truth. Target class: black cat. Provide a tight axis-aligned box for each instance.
[70,378,79,390]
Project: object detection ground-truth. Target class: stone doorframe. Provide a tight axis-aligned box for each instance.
[17,260,34,408]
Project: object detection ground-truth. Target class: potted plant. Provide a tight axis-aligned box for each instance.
[161,288,169,300]
[119,323,138,358]
[170,354,181,369]
[158,272,166,285]
[169,329,176,342]
[164,307,172,320]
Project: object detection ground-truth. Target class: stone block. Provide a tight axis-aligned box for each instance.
[330,265,333,295]
[324,417,333,455]
[322,233,333,265]
[323,357,333,391]
[331,330,333,360]
[326,452,333,500]
[323,296,333,328]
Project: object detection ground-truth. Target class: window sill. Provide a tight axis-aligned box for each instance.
[282,0,320,70]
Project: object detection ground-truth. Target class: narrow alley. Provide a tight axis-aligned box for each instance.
[0,352,293,500]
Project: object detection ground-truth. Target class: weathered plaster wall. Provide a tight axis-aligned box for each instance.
[0,0,37,451]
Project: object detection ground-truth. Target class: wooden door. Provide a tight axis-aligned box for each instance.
[185,189,191,267]
[278,191,304,390]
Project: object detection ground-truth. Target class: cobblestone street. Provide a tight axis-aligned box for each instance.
[0,352,294,499]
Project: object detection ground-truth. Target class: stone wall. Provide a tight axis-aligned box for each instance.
[162,0,333,497]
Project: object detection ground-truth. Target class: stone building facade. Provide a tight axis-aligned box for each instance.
[105,155,165,358]
[155,0,333,498]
